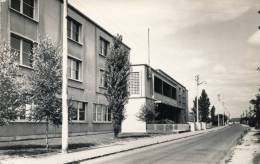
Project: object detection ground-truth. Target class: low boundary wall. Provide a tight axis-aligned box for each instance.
[147,124,190,133]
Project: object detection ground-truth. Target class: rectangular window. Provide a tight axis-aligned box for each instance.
[18,103,34,120]
[129,72,140,95]
[71,101,86,121]
[78,102,85,121]
[68,57,82,81]
[10,34,33,67]
[67,18,81,42]
[154,76,162,94]
[23,0,34,18]
[163,82,171,98]
[71,101,78,120]
[11,0,35,18]
[154,76,177,100]
[99,69,107,88]
[99,38,109,56]
[93,104,111,122]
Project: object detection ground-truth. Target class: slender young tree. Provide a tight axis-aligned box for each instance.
[198,89,211,122]
[191,97,198,122]
[210,105,216,123]
[105,35,130,137]
[0,43,25,125]
[29,39,62,149]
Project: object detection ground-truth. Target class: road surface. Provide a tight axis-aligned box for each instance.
[82,125,246,164]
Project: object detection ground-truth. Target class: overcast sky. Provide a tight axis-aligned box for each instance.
[70,0,260,118]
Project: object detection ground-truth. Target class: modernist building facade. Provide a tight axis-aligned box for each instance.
[0,0,130,139]
[122,64,189,133]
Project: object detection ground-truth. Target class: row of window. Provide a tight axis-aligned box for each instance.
[10,0,110,54]
[17,102,111,123]
[66,18,110,56]
[10,34,107,86]
[154,76,177,100]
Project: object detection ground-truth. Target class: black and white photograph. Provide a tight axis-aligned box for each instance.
[0,0,260,163]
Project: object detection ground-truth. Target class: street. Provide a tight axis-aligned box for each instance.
[83,125,246,164]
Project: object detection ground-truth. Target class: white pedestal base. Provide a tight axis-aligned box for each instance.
[195,122,201,131]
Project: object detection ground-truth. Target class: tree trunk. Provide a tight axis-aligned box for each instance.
[45,118,49,150]
[113,121,121,138]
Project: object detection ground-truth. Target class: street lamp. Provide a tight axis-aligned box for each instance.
[195,75,207,130]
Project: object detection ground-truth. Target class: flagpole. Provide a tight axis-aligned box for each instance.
[62,0,68,153]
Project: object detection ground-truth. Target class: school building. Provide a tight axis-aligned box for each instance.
[0,0,130,140]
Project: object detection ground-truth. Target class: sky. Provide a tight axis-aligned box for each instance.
[70,0,260,118]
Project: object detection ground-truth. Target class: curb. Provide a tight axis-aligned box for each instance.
[67,126,229,164]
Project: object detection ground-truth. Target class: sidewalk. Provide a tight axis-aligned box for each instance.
[0,126,227,164]
[227,127,260,164]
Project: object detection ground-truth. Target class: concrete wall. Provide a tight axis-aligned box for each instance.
[121,98,147,133]
[146,124,190,133]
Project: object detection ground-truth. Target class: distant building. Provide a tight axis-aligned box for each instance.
[122,64,189,133]
[230,118,241,123]
[0,0,130,139]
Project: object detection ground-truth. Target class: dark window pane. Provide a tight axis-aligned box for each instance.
[11,0,21,11]
[163,82,171,97]
[154,76,162,94]
[22,40,33,67]
[103,107,107,121]
[72,22,79,42]
[171,87,177,99]
[75,61,80,80]
[79,103,85,121]
[23,0,34,6]
[23,0,34,18]
[108,108,111,121]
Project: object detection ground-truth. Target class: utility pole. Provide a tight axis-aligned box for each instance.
[217,94,221,127]
[195,75,206,130]
[257,66,260,92]
[62,0,68,153]
[148,28,150,67]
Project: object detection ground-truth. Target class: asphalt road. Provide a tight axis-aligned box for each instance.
[82,125,246,164]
